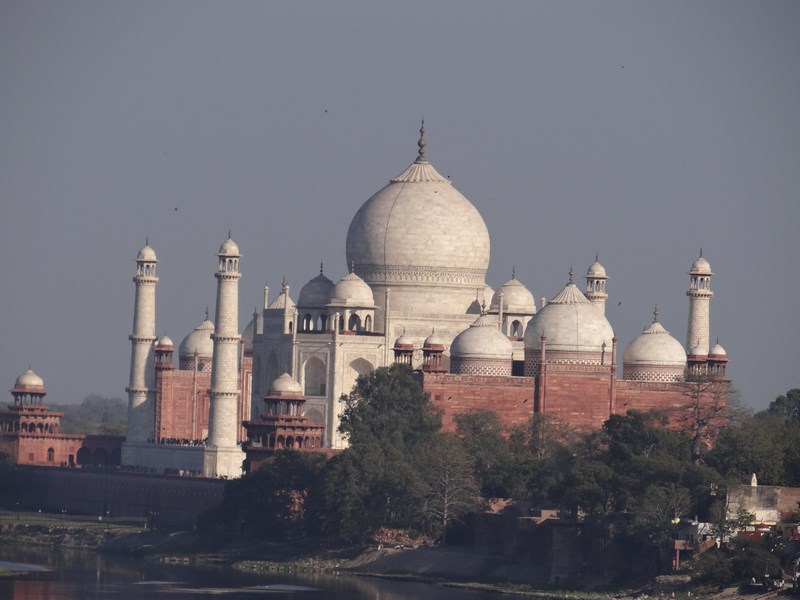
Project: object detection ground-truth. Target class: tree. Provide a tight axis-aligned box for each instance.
[419,433,480,544]
[762,389,800,422]
[198,450,326,540]
[318,364,442,542]
[675,376,730,464]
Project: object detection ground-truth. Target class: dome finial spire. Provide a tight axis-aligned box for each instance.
[568,265,574,283]
[320,261,324,275]
[204,306,209,321]
[595,252,599,262]
[511,265,516,280]
[699,247,703,258]
[653,304,659,322]
[416,118,427,162]
[350,260,356,274]
[145,236,149,246]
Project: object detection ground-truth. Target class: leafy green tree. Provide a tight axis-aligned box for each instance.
[762,389,800,422]
[199,450,326,540]
[455,410,520,497]
[317,364,442,542]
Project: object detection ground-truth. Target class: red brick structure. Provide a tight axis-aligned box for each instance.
[243,373,326,473]
[0,369,122,467]
[151,331,252,444]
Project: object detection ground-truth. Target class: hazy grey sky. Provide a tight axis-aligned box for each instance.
[1,1,798,410]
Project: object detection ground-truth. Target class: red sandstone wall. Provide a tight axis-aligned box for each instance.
[422,373,535,431]
[537,372,613,430]
[17,466,225,527]
[156,370,211,441]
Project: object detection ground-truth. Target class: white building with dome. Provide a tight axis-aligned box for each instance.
[120,124,729,472]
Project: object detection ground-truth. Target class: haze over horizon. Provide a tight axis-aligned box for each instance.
[1,2,798,411]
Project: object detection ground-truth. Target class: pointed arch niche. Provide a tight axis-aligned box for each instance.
[303,356,327,397]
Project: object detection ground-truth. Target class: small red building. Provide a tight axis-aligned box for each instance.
[0,368,122,467]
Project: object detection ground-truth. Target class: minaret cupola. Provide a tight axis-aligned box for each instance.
[585,254,609,315]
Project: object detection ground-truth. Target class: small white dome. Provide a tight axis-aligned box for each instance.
[179,319,215,358]
[424,330,446,347]
[491,273,536,313]
[298,270,334,307]
[689,340,705,356]
[218,237,240,256]
[451,314,512,359]
[157,335,174,347]
[524,281,614,353]
[394,332,415,347]
[586,258,607,278]
[14,368,44,390]
[709,341,727,356]
[331,271,375,306]
[137,244,157,261]
[269,373,303,394]
[690,254,712,275]
[623,317,686,367]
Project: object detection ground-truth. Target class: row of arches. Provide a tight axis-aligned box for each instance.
[302,356,374,398]
[300,313,373,333]
[137,264,156,277]
[2,421,59,434]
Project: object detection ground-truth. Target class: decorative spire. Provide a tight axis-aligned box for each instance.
[145,236,149,246]
[228,229,231,239]
[653,305,659,322]
[416,119,427,162]
[595,252,599,262]
[350,261,356,274]
[205,306,209,320]
[568,265,574,283]
[699,247,703,257]
[320,262,324,275]
[281,276,288,291]
[511,266,516,280]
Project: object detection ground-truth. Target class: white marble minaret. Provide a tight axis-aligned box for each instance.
[122,242,158,464]
[204,235,245,478]
[685,250,713,357]
[585,255,608,315]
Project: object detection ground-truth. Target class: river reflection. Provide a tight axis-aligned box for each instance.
[0,545,502,599]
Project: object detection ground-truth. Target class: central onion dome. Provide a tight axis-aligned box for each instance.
[450,314,513,376]
[523,270,614,371]
[345,123,490,315]
[623,307,686,382]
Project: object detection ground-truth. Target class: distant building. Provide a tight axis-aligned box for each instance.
[0,368,122,467]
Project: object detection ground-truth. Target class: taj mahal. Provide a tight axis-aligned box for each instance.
[108,123,729,479]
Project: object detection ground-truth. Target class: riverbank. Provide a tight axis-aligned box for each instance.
[0,513,760,599]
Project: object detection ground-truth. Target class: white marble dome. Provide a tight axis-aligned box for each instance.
[298,269,334,307]
[331,271,375,306]
[14,368,44,390]
[491,273,536,313]
[345,128,490,315]
[218,237,240,256]
[137,244,157,261]
[690,255,712,275]
[394,331,415,347]
[270,373,303,394]
[157,335,174,347]
[424,330,446,347]
[709,341,727,356]
[623,317,686,367]
[586,258,607,278]
[524,280,614,353]
[451,314,512,359]
[179,319,215,358]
